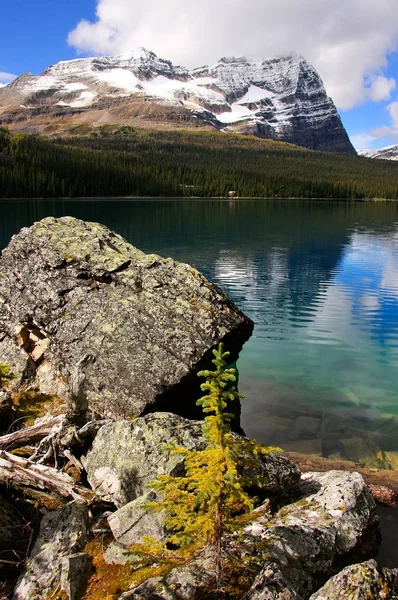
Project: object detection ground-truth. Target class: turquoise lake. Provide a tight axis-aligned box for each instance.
[1,198,398,467]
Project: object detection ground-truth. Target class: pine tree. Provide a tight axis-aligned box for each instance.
[130,344,281,593]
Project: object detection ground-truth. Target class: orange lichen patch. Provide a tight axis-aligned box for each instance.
[12,390,65,426]
[190,297,214,314]
[82,538,162,600]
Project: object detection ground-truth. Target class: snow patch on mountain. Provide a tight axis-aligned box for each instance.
[0,46,355,154]
[359,145,398,161]
[217,104,254,123]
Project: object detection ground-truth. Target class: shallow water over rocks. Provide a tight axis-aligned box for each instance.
[1,198,398,467]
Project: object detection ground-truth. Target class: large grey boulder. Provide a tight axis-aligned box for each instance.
[309,559,398,599]
[82,413,204,507]
[0,217,253,420]
[121,470,380,600]
[239,471,380,599]
[82,412,300,508]
[13,500,89,600]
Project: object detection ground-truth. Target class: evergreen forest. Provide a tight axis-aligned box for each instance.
[0,126,398,199]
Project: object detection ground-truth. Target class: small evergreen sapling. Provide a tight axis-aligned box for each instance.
[130,343,281,590]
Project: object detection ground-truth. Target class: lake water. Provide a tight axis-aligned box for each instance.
[1,198,398,468]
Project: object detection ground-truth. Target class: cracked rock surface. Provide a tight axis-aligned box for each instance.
[0,216,253,420]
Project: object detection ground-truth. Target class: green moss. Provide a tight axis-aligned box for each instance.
[12,390,65,426]
[82,538,156,599]
[0,363,14,388]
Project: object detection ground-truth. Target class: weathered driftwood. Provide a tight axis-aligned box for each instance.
[0,450,93,502]
[0,415,64,451]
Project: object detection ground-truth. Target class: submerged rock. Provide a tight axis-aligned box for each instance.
[13,500,89,600]
[0,216,253,420]
[309,559,398,599]
[82,412,300,508]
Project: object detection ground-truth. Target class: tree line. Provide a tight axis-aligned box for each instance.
[1,126,398,199]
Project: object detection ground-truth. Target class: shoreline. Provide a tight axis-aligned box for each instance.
[1,196,397,202]
[285,451,398,492]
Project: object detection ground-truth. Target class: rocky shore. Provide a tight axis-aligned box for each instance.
[0,217,397,600]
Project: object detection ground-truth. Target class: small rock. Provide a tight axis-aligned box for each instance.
[104,542,135,566]
[60,552,90,600]
[309,559,398,599]
[368,484,397,507]
[121,547,215,600]
[108,491,166,546]
[241,561,313,600]
[82,413,204,507]
[13,500,89,600]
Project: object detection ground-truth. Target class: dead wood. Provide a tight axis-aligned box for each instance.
[0,450,94,502]
[0,415,64,451]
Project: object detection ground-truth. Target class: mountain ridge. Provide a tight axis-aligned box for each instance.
[358,145,398,161]
[0,47,355,154]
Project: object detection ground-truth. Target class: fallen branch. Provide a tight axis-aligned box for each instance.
[0,415,64,451]
[0,449,93,502]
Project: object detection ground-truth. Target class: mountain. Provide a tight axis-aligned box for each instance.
[0,47,355,154]
[358,145,398,161]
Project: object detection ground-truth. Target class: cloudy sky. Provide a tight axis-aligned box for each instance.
[1,0,398,149]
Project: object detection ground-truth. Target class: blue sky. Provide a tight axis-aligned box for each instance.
[1,0,398,150]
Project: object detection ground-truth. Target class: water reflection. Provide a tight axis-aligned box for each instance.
[1,199,398,466]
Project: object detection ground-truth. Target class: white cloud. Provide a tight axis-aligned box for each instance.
[0,71,17,86]
[68,0,398,110]
[370,99,398,138]
[366,75,396,102]
[350,133,378,150]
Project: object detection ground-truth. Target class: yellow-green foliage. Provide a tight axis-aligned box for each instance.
[0,363,14,388]
[12,390,65,426]
[130,344,281,577]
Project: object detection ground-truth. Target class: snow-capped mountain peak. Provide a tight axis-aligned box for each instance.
[358,145,398,161]
[0,47,355,154]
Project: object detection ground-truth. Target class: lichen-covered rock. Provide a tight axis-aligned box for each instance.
[108,491,166,545]
[120,471,380,600]
[309,559,398,599]
[120,548,215,600]
[279,471,380,562]
[236,471,380,598]
[13,500,89,600]
[241,561,313,600]
[82,413,204,507]
[82,412,300,507]
[0,217,253,420]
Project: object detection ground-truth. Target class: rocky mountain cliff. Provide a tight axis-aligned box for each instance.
[0,47,355,154]
[358,144,398,161]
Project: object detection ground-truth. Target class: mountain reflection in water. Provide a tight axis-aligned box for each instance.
[1,198,398,468]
